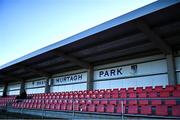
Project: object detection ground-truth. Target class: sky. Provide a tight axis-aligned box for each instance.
[0,0,157,66]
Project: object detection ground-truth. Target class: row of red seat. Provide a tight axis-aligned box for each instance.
[0,96,16,105]
[21,99,177,106]
[29,85,180,98]
[12,102,180,116]
[30,90,180,100]
[10,85,180,117]
[0,103,7,107]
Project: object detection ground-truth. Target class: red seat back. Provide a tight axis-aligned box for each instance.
[155,86,163,92]
[106,104,114,113]
[97,104,104,112]
[140,105,152,115]
[128,106,138,114]
[172,105,180,116]
[88,104,95,112]
[155,105,168,116]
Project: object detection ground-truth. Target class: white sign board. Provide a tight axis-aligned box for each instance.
[25,80,46,88]
[94,60,167,80]
[53,72,87,85]
[94,66,133,80]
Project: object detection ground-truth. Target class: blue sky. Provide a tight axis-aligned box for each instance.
[0,0,156,66]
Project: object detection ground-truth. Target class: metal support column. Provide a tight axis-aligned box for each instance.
[20,80,25,94]
[45,77,51,93]
[2,82,8,97]
[87,66,93,90]
[166,54,177,85]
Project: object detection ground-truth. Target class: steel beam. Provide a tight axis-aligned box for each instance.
[0,72,23,81]
[135,20,172,54]
[19,65,51,77]
[87,66,93,90]
[166,54,177,85]
[54,50,90,69]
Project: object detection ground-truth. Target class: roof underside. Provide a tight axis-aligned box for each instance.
[0,0,180,83]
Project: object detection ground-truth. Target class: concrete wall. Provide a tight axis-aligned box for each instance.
[25,78,46,94]
[175,56,180,84]
[50,70,87,92]
[7,83,20,95]
[0,86,4,96]
[93,55,168,89]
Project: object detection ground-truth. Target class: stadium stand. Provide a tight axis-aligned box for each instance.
[8,84,180,117]
[0,0,180,119]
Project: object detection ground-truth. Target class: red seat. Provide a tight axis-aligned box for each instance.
[155,105,168,116]
[128,100,137,105]
[128,106,138,114]
[94,100,100,105]
[109,100,117,105]
[119,88,126,93]
[145,86,153,92]
[105,89,111,94]
[68,99,73,104]
[88,90,93,95]
[104,93,110,98]
[138,92,147,98]
[164,100,176,106]
[128,88,134,93]
[165,85,174,92]
[91,94,97,99]
[97,94,103,99]
[155,86,163,92]
[173,90,180,97]
[80,104,87,111]
[118,100,126,105]
[25,103,30,108]
[50,104,55,110]
[79,94,84,99]
[139,100,148,105]
[74,104,79,111]
[33,103,37,109]
[55,104,61,110]
[100,89,105,94]
[160,91,170,97]
[62,100,68,104]
[140,105,152,115]
[69,95,73,99]
[80,99,86,104]
[120,93,127,98]
[93,90,98,95]
[116,104,125,114]
[57,99,62,104]
[88,104,95,112]
[67,104,72,111]
[151,100,162,105]
[101,100,108,105]
[149,91,158,98]
[29,103,33,109]
[176,84,180,90]
[106,104,114,113]
[112,88,119,94]
[129,92,136,98]
[112,93,119,98]
[45,104,50,109]
[136,87,143,93]
[54,99,58,104]
[61,104,67,110]
[172,105,180,116]
[97,104,104,112]
[85,94,90,99]
[86,100,92,105]
[37,104,41,109]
